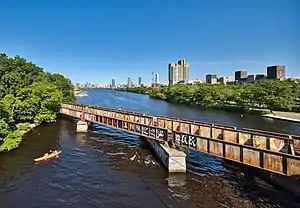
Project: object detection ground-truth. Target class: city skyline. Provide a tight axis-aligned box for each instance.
[77,62,297,87]
[1,1,299,84]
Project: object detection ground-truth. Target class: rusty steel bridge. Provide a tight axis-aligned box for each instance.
[60,103,300,177]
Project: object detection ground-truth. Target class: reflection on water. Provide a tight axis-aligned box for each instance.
[0,90,300,208]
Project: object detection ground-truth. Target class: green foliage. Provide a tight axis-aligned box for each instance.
[124,80,300,113]
[118,86,150,94]
[0,130,23,152]
[0,53,75,152]
[46,73,76,102]
[16,123,30,131]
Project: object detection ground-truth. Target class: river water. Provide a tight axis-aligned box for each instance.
[0,89,300,208]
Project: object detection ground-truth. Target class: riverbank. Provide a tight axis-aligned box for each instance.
[117,80,300,115]
[0,53,76,153]
[263,111,300,123]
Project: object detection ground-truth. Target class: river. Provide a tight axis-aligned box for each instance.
[0,89,300,208]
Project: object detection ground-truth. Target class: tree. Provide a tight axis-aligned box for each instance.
[0,54,75,152]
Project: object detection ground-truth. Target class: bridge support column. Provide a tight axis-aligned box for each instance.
[142,137,186,173]
[76,120,88,132]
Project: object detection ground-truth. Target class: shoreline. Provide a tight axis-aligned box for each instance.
[263,111,300,123]
[117,89,300,118]
[21,123,38,135]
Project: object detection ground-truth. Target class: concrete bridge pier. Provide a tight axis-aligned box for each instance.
[142,137,186,173]
[76,120,88,132]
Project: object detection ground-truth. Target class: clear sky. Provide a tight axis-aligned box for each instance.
[1,0,299,85]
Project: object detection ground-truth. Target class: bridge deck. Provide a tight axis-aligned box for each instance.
[60,103,300,177]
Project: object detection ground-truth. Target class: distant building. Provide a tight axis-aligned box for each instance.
[155,73,159,83]
[112,79,116,88]
[138,77,142,86]
[255,74,266,81]
[206,74,218,84]
[247,75,255,83]
[188,79,202,85]
[235,70,248,81]
[127,77,132,88]
[219,76,234,84]
[267,65,285,80]
[168,59,190,85]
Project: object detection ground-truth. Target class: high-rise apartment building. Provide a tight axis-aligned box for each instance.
[206,74,218,84]
[127,77,132,88]
[155,73,159,83]
[138,77,142,86]
[235,70,248,81]
[267,65,285,80]
[112,79,116,88]
[168,59,190,85]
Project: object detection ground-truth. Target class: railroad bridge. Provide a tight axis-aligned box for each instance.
[60,103,300,177]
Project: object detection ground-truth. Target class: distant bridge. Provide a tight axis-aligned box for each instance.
[60,103,300,177]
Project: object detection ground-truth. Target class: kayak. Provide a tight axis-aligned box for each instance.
[34,151,62,162]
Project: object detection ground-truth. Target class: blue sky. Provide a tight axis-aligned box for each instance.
[1,0,299,85]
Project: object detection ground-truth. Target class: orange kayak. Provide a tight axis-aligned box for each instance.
[34,151,62,162]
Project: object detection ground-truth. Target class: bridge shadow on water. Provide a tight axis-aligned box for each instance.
[85,121,300,208]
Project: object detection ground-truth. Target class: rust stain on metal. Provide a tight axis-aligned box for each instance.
[287,158,300,176]
[239,132,252,146]
[145,117,151,125]
[263,153,283,173]
[134,115,140,123]
[223,130,237,143]
[199,126,211,138]
[209,141,223,156]
[253,135,267,149]
[129,115,134,122]
[60,104,300,176]
[243,148,260,167]
[191,124,199,135]
[269,138,285,152]
[173,121,180,131]
[294,140,300,154]
[180,123,189,134]
[120,113,125,120]
[225,144,240,161]
[158,119,165,128]
[197,138,208,152]
[212,128,223,140]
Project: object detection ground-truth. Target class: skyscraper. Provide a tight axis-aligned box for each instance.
[112,78,116,88]
[155,73,159,83]
[127,77,132,88]
[138,77,142,86]
[168,59,190,85]
[267,65,285,80]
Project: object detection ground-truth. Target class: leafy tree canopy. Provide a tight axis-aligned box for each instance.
[120,79,300,113]
[0,53,76,152]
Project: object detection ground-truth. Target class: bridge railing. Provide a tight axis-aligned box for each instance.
[60,103,300,176]
[61,103,300,150]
